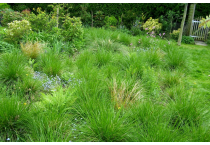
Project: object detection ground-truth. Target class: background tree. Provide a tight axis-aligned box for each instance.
[178,3,188,46]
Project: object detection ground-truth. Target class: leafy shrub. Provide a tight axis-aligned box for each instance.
[130,26,143,36]
[94,10,105,27]
[122,10,137,29]
[143,17,162,33]
[0,3,10,10]
[159,10,179,35]
[0,40,15,52]
[4,20,32,44]
[79,4,92,27]
[104,16,118,27]
[206,40,210,44]
[181,36,195,44]
[21,9,31,17]
[61,16,84,42]
[20,41,44,59]
[14,4,28,12]
[24,7,56,32]
[171,28,180,40]
[1,9,23,27]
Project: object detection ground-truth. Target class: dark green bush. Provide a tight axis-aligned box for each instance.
[122,10,136,30]
[94,10,105,27]
[181,36,195,44]
[1,8,23,27]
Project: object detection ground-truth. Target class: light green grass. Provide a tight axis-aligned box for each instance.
[0,27,210,142]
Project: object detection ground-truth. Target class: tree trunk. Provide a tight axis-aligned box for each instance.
[178,3,188,46]
[186,3,196,36]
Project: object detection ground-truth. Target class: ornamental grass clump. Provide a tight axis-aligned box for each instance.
[20,41,44,59]
[109,78,143,110]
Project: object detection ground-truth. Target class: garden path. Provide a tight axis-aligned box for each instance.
[194,41,208,46]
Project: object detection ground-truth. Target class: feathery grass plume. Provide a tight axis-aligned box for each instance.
[20,41,44,59]
[109,78,143,109]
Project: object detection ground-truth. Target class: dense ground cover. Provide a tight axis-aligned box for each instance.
[0,25,210,142]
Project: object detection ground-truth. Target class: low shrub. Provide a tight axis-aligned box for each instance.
[181,36,195,44]
[104,15,118,27]
[61,16,84,42]
[94,10,105,27]
[171,28,180,41]
[0,40,15,52]
[20,41,44,59]
[130,26,143,36]
[122,10,136,30]
[4,20,32,44]
[143,17,162,33]
[1,8,23,27]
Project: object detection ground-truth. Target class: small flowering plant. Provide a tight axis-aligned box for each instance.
[4,20,32,44]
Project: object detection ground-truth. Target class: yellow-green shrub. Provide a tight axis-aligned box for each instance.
[4,20,32,44]
[20,41,44,59]
[171,28,180,40]
[143,17,162,33]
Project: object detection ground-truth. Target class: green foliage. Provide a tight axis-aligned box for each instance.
[79,4,92,27]
[48,3,72,27]
[24,7,56,32]
[0,3,10,10]
[14,4,28,12]
[171,28,180,41]
[159,10,180,35]
[94,10,105,27]
[181,36,195,44]
[0,52,27,83]
[0,96,30,141]
[122,10,136,29]
[199,15,210,29]
[1,8,23,27]
[61,16,84,42]
[35,87,76,114]
[0,40,15,52]
[143,17,162,33]
[36,50,65,77]
[130,26,143,36]
[164,46,186,70]
[104,15,118,27]
[4,20,32,44]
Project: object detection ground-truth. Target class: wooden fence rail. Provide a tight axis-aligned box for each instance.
[191,16,209,41]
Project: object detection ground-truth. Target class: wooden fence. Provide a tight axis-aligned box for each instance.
[190,16,209,41]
